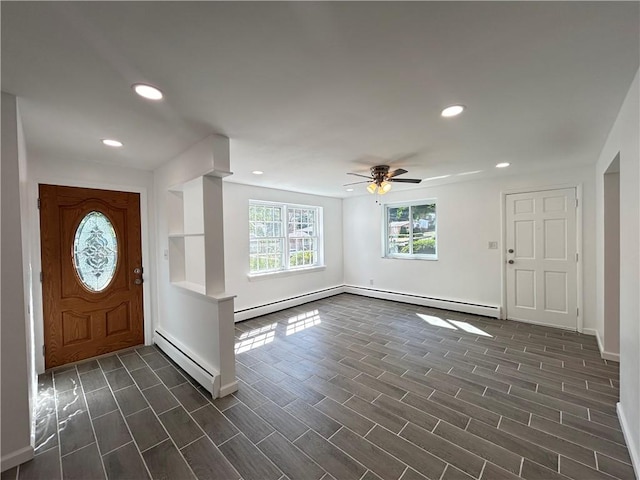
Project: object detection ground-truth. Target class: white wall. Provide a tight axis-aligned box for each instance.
[343,166,596,328]
[603,169,620,356]
[26,155,155,373]
[595,69,640,473]
[1,92,33,470]
[224,182,344,314]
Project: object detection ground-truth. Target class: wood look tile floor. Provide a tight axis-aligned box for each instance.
[5,294,635,480]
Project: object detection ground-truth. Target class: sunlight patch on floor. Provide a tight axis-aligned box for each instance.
[235,322,277,353]
[416,313,492,337]
[286,309,321,336]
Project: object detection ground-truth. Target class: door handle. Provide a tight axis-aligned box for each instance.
[508,249,514,254]
[134,278,143,285]
[508,260,514,264]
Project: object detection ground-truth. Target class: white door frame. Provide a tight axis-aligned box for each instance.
[500,183,583,332]
[29,176,154,374]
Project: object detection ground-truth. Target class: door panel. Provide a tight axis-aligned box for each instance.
[40,184,144,368]
[506,188,577,329]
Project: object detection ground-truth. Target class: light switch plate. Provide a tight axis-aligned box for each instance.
[488,241,498,249]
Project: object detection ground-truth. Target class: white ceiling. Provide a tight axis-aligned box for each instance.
[2,2,638,197]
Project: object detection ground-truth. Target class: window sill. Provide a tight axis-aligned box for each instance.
[384,255,438,261]
[248,265,326,281]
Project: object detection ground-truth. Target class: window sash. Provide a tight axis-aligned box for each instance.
[385,202,437,258]
[249,202,320,273]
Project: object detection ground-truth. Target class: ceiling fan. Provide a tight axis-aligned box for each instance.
[344,165,422,195]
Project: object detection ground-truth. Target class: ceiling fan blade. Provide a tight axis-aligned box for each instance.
[343,180,370,186]
[347,172,373,179]
[389,178,422,184]
[387,168,408,178]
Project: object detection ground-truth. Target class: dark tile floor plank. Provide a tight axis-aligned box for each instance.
[129,367,161,390]
[365,425,447,480]
[181,437,240,480]
[125,408,169,452]
[141,384,179,415]
[294,430,366,480]
[330,427,406,480]
[142,439,195,480]
[433,420,522,474]
[114,385,149,416]
[61,443,105,480]
[283,399,341,438]
[190,404,239,446]
[257,432,325,480]
[254,400,310,442]
[169,383,209,412]
[17,447,61,480]
[400,423,485,478]
[223,401,275,443]
[92,410,132,454]
[158,406,203,449]
[218,434,282,480]
[102,442,150,480]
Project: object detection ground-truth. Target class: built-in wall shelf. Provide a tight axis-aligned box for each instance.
[167,177,208,294]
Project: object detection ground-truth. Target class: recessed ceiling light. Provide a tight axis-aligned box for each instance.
[102,139,123,147]
[496,162,511,168]
[441,105,465,117]
[252,170,264,175]
[423,175,451,181]
[132,83,163,100]
[346,188,354,192]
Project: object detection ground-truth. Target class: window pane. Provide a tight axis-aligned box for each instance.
[73,211,118,292]
[411,203,436,255]
[387,206,410,255]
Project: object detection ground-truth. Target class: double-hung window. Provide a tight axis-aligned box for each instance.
[385,200,437,259]
[249,201,322,274]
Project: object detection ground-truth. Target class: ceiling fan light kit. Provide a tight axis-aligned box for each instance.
[346,165,422,195]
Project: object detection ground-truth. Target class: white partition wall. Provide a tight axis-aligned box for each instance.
[154,134,237,397]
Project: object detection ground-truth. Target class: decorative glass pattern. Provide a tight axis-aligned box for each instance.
[73,211,118,292]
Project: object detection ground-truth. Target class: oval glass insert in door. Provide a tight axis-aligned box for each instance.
[73,211,118,292]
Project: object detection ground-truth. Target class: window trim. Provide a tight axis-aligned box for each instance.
[382,199,438,260]
[249,200,324,276]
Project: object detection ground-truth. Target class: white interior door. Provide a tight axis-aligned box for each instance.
[505,188,578,329]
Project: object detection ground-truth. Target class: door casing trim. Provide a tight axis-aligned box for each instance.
[30,178,153,374]
[500,183,583,333]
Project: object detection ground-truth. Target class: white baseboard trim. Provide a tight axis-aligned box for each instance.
[154,328,221,398]
[617,402,639,478]
[582,328,620,362]
[344,285,501,318]
[1,445,33,472]
[234,285,345,322]
[219,380,239,397]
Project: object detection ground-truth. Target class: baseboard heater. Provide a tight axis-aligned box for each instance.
[234,285,344,322]
[234,284,500,322]
[153,328,221,398]
[344,285,501,318]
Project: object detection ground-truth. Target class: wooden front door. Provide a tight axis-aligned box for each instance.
[40,184,144,368]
